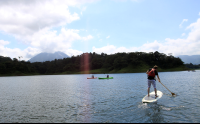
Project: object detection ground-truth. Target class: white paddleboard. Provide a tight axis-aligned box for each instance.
[142,90,163,103]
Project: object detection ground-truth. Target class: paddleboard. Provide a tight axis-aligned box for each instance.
[142,90,163,103]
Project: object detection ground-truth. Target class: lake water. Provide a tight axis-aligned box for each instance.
[0,70,200,123]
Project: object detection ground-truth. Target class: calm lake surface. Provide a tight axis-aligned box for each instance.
[0,70,200,123]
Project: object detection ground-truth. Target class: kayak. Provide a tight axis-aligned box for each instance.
[98,77,113,79]
[87,77,97,79]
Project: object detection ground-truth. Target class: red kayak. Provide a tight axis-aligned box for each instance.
[87,77,97,79]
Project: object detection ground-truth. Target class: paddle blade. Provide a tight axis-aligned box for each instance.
[171,93,176,96]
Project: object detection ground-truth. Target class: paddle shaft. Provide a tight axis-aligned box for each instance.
[156,78,175,95]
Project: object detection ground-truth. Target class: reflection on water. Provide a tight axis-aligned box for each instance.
[0,71,200,123]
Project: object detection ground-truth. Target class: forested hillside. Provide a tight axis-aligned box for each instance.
[184,63,200,69]
[0,51,187,76]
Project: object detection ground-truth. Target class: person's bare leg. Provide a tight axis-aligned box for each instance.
[148,88,150,97]
[154,88,157,97]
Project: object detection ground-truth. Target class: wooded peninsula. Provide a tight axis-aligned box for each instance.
[0,51,189,76]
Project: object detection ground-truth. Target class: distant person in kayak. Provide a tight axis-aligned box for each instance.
[107,74,109,78]
[146,65,160,98]
[92,75,94,78]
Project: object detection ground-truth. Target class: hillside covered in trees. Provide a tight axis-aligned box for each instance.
[0,51,188,76]
[184,63,200,69]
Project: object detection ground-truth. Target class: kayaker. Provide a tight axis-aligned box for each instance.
[146,65,160,98]
[92,75,94,78]
[107,74,109,78]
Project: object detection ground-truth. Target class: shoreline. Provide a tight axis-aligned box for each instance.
[0,68,191,77]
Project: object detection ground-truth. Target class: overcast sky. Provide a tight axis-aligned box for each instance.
[0,0,200,61]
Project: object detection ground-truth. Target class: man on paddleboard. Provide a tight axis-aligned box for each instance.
[146,65,160,98]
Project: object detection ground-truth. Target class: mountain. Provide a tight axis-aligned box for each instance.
[29,51,70,63]
[176,55,200,65]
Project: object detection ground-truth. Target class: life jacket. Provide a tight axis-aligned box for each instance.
[148,69,155,77]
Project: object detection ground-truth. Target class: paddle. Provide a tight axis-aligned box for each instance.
[156,78,176,96]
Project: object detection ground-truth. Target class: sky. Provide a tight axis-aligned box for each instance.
[0,0,200,61]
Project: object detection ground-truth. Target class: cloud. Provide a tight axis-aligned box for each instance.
[17,27,93,53]
[64,49,83,57]
[186,18,200,42]
[23,47,42,59]
[93,17,200,56]
[106,36,110,39]
[92,44,138,54]
[0,0,199,61]
[0,27,90,60]
[0,0,95,60]
[0,40,9,46]
[0,40,27,59]
[0,0,96,40]
[0,40,41,60]
[179,19,188,28]
[80,6,87,15]
[0,0,81,36]
[82,35,93,41]
[181,33,186,36]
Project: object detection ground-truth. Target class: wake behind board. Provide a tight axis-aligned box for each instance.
[142,90,163,103]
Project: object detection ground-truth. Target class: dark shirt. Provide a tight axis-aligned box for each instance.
[147,68,158,80]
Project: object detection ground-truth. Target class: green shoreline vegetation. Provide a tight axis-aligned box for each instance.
[0,51,192,76]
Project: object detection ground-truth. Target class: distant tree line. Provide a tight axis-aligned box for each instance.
[184,63,200,69]
[0,51,185,75]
